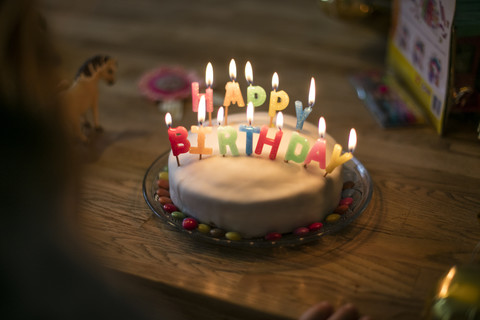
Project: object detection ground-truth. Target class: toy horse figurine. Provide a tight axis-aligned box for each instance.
[60,55,117,141]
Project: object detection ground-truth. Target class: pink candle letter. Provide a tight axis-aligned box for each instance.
[304,117,326,169]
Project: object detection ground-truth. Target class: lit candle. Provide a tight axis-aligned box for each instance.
[239,102,261,156]
[255,112,284,160]
[304,117,326,169]
[284,132,310,163]
[191,62,214,126]
[295,77,315,130]
[245,61,266,107]
[165,112,191,166]
[217,106,239,156]
[206,62,214,126]
[269,72,289,127]
[223,59,245,125]
[324,128,357,176]
[190,96,213,160]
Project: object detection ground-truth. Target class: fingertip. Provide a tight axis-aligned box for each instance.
[298,301,334,320]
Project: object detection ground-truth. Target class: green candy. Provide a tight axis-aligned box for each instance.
[197,224,211,234]
[225,231,242,241]
[171,211,185,220]
[162,165,169,172]
[158,171,169,180]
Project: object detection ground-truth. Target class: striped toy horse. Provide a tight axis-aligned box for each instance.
[60,55,117,141]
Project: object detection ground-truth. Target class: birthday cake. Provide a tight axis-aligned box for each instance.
[165,111,345,239]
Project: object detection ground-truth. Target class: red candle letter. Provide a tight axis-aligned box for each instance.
[168,127,191,156]
[254,125,283,160]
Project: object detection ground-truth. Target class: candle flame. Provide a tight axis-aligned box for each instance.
[206,62,213,87]
[319,117,326,139]
[217,106,224,126]
[229,59,237,81]
[276,112,284,130]
[308,77,315,107]
[165,112,172,127]
[198,95,206,125]
[245,61,253,84]
[272,72,279,91]
[348,128,357,153]
[247,102,254,125]
[438,267,456,298]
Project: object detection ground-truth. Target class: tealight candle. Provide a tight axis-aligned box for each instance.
[245,61,267,107]
[217,107,239,156]
[191,62,214,125]
[295,77,315,130]
[255,112,283,160]
[269,72,289,127]
[304,117,326,169]
[165,112,191,166]
[190,96,213,160]
[324,128,357,176]
[223,59,245,125]
[239,102,261,156]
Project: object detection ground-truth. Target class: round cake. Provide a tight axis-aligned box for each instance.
[167,112,343,239]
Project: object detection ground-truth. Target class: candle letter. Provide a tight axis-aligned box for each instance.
[239,103,261,156]
[255,112,284,160]
[217,107,239,156]
[284,132,310,163]
[304,117,327,169]
[269,72,289,127]
[245,61,267,107]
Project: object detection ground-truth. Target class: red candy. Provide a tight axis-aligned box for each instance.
[182,218,198,230]
[334,205,349,214]
[308,222,323,231]
[265,232,282,241]
[156,188,170,197]
[293,227,309,236]
[158,196,172,205]
[163,203,178,213]
[339,197,354,206]
[157,179,169,189]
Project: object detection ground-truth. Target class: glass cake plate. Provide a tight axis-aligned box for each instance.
[143,151,373,247]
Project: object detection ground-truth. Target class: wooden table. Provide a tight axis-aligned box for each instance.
[42,0,480,319]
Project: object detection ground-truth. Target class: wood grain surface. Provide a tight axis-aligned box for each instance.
[40,0,480,319]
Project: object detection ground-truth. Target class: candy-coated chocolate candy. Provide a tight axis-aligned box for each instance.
[182,217,198,230]
[157,179,169,189]
[158,171,169,180]
[158,196,172,205]
[265,232,282,241]
[225,231,242,241]
[339,197,353,206]
[326,213,341,223]
[197,224,211,234]
[163,203,178,213]
[334,205,349,214]
[162,165,169,172]
[171,211,185,220]
[293,227,309,236]
[342,181,355,190]
[308,222,323,231]
[210,228,225,238]
[156,188,170,197]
